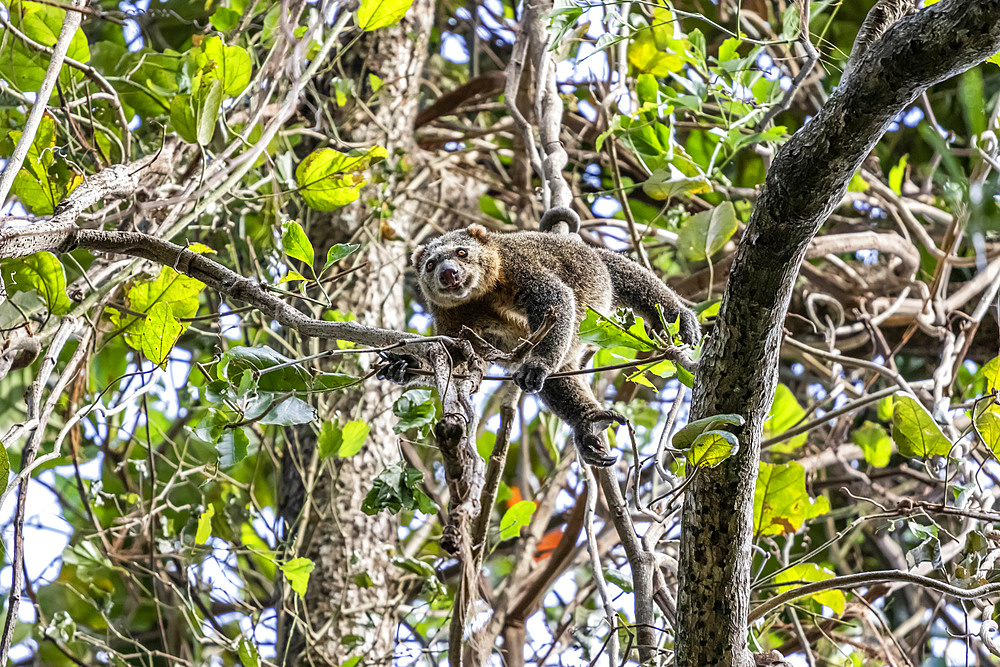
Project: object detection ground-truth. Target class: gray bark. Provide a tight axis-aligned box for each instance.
[676,2,1000,665]
[277,1,435,663]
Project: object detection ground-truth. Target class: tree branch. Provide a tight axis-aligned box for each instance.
[750,569,1000,623]
[0,0,84,205]
[677,1,1000,665]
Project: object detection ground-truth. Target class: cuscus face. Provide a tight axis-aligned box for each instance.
[412,228,492,307]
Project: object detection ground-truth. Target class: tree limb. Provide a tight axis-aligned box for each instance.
[0,0,84,205]
[677,2,1000,665]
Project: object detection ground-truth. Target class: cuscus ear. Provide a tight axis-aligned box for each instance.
[411,245,426,267]
[466,224,489,242]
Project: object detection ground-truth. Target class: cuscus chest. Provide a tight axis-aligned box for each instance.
[475,292,533,350]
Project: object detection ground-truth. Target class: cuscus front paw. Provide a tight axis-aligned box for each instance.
[512,358,552,394]
[574,409,627,467]
[376,352,422,384]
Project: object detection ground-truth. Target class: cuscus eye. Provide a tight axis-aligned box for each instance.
[456,249,468,258]
[425,259,435,272]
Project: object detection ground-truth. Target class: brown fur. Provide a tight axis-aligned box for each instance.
[406,225,700,466]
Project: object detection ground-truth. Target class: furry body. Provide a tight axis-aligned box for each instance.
[404,225,699,466]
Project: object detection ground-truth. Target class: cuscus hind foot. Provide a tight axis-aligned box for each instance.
[574,409,627,467]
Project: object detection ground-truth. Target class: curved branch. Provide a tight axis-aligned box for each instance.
[749,570,1000,623]
[0,0,83,205]
[678,1,1000,664]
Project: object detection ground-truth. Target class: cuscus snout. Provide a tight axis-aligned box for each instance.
[438,266,461,288]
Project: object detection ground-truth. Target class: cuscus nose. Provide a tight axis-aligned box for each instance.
[439,267,460,287]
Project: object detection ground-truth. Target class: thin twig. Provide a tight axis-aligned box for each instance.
[584,467,620,666]
[0,0,84,205]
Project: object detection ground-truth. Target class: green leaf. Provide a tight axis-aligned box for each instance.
[279,270,308,284]
[973,405,1000,459]
[717,37,741,63]
[258,396,316,426]
[282,220,315,268]
[169,74,223,145]
[604,567,633,592]
[852,421,892,467]
[280,557,315,596]
[677,202,738,262]
[636,73,658,105]
[295,146,388,211]
[210,7,241,31]
[111,266,203,350]
[218,345,312,392]
[979,356,1000,394]
[763,383,807,452]
[0,115,82,214]
[196,79,223,145]
[170,94,199,143]
[754,461,829,537]
[339,420,370,457]
[673,413,745,450]
[686,430,738,468]
[892,394,952,458]
[627,8,693,76]
[357,0,416,31]
[238,638,261,667]
[392,389,436,434]
[0,0,89,93]
[1,251,72,315]
[888,154,908,195]
[498,500,536,540]
[215,426,250,467]
[324,243,361,271]
[318,421,342,459]
[362,463,439,515]
[0,446,10,498]
[195,505,215,545]
[643,169,712,200]
[199,36,252,96]
[578,308,656,352]
[774,563,845,616]
[140,302,182,366]
[392,556,447,599]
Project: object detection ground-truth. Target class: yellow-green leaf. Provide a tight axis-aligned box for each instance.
[687,430,737,468]
[295,146,388,211]
[852,421,892,467]
[974,405,1000,459]
[195,505,215,545]
[282,220,314,268]
[774,563,845,616]
[357,0,416,31]
[1,251,72,315]
[892,394,951,458]
[499,500,536,540]
[199,36,252,96]
[754,461,828,537]
[140,302,182,366]
[763,383,807,452]
[338,420,370,457]
[111,266,203,350]
[280,557,315,596]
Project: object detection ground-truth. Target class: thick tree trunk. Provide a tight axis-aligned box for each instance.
[277,2,434,663]
[675,2,1000,665]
